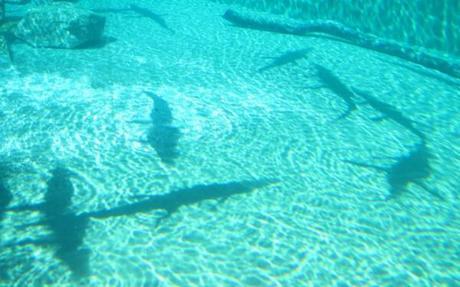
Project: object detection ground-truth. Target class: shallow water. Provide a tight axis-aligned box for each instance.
[1,0,459,286]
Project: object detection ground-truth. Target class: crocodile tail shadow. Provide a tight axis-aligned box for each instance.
[332,105,356,122]
[415,181,445,201]
[343,160,387,172]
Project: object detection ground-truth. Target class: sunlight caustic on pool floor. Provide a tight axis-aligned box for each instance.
[0,0,459,286]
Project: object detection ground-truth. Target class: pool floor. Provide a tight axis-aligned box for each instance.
[0,0,459,286]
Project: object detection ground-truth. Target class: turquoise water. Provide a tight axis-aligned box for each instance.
[1,0,459,286]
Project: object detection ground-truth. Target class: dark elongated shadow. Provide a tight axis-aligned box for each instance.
[258,48,310,72]
[0,182,12,220]
[147,125,180,165]
[353,88,426,141]
[0,262,7,282]
[92,4,174,33]
[1,16,21,23]
[313,64,358,120]
[85,179,278,223]
[0,160,13,281]
[0,159,13,222]
[0,182,10,281]
[2,167,90,278]
[75,36,117,49]
[128,92,180,164]
[0,183,12,214]
[2,178,277,278]
[149,93,173,125]
[129,4,174,33]
[91,7,131,14]
[344,143,444,201]
[143,93,180,165]
[2,165,277,278]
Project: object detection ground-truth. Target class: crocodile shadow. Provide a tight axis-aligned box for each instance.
[146,125,180,164]
[91,4,173,32]
[2,167,90,278]
[0,182,12,222]
[344,143,443,201]
[258,48,310,72]
[129,4,173,33]
[313,64,358,120]
[2,172,276,277]
[0,159,13,224]
[130,93,180,164]
[0,179,12,281]
[353,89,426,141]
[85,179,277,224]
[91,7,132,14]
[0,181,12,218]
[143,93,180,165]
[149,93,173,125]
[0,159,12,280]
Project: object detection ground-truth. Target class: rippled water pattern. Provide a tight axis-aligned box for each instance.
[213,0,460,57]
[0,0,459,286]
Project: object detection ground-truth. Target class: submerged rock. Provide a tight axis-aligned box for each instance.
[14,2,105,48]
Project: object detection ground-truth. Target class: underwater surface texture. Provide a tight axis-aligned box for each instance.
[0,0,459,286]
[213,0,460,57]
